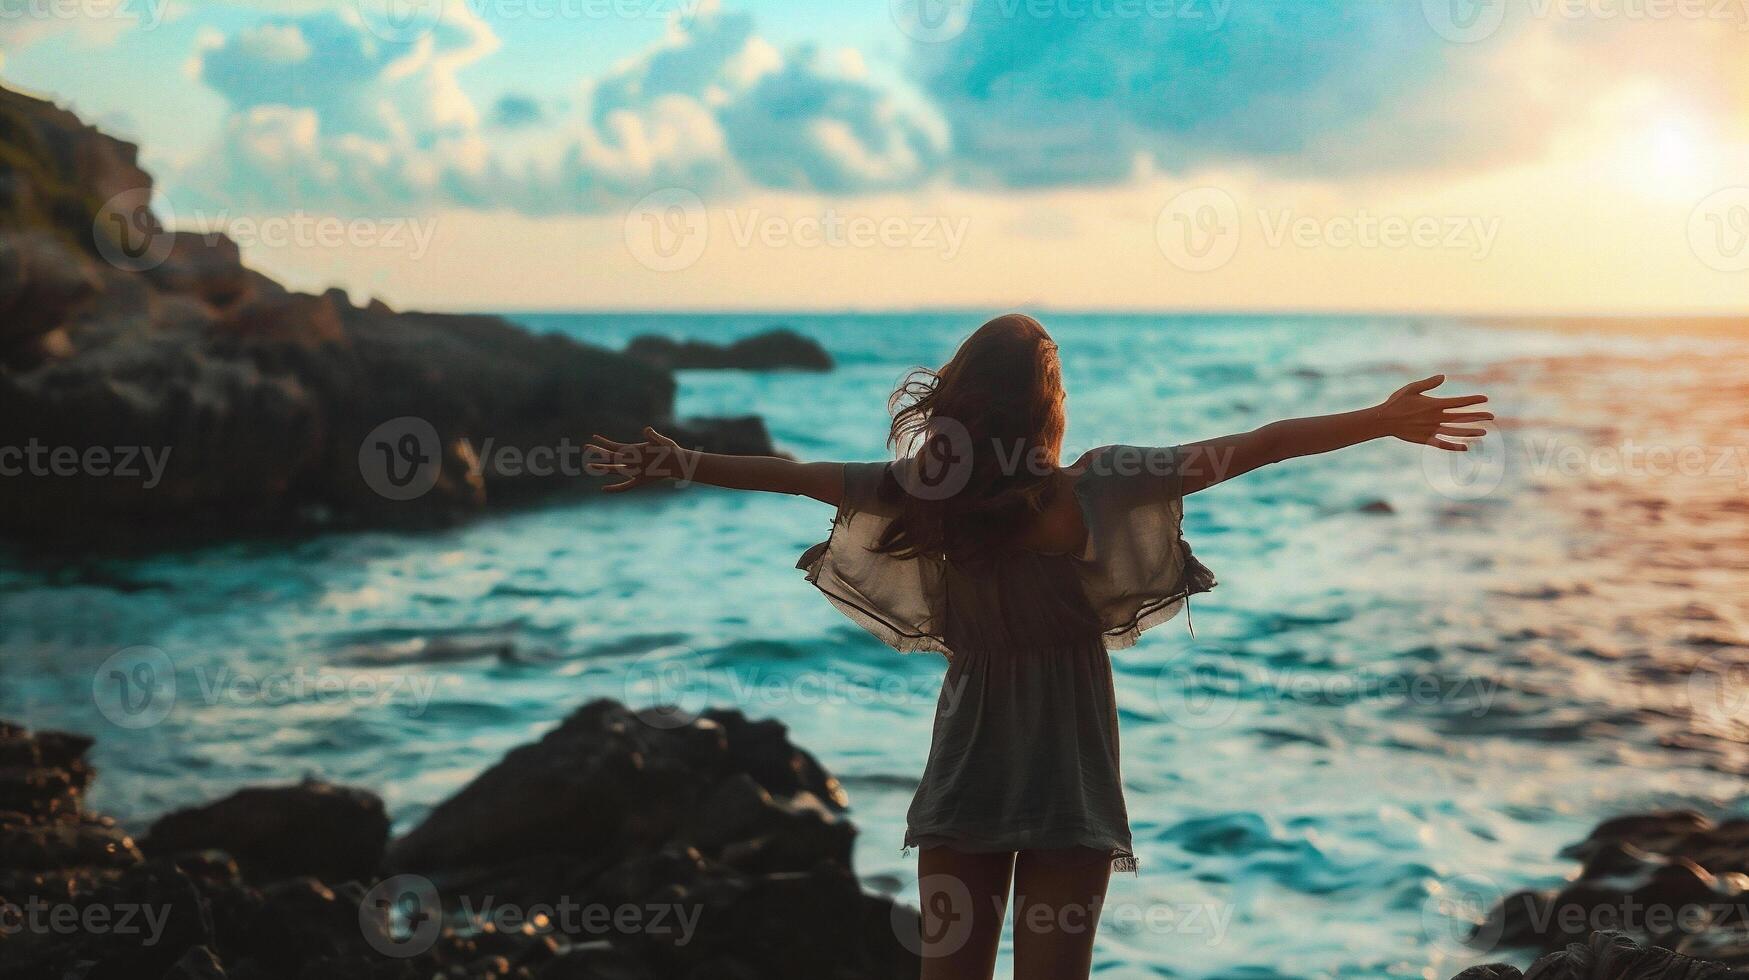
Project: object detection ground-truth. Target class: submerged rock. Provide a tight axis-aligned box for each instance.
[0,705,916,980]
[625,328,834,371]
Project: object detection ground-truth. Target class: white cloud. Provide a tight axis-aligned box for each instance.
[175,4,942,216]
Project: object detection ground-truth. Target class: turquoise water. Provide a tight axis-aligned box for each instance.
[4,314,1747,978]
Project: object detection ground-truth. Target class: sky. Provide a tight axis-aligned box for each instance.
[1,0,1746,314]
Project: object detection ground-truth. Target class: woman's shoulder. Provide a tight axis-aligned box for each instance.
[1068,445,1180,481]
[839,459,901,517]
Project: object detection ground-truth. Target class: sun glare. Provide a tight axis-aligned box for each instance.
[1650,118,1703,178]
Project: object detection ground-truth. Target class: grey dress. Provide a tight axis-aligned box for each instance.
[797,444,1217,871]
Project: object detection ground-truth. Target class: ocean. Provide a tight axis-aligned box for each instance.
[3,313,1746,978]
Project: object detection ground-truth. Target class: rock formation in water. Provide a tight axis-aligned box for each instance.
[624,328,834,371]
[1451,930,1735,979]
[0,702,920,979]
[1447,810,1749,978]
[0,84,774,547]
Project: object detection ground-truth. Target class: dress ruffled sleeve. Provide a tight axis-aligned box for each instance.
[1072,445,1218,650]
[796,461,953,656]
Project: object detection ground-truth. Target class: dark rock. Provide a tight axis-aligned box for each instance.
[142,778,389,885]
[69,859,217,980]
[699,707,849,808]
[1560,811,1711,864]
[1480,888,1560,949]
[163,945,229,979]
[1478,809,1749,970]
[0,85,150,238]
[1452,931,1737,979]
[669,416,782,459]
[145,233,252,313]
[1523,930,1731,979]
[535,942,655,980]
[387,700,848,884]
[1452,966,1523,980]
[1577,840,1661,881]
[1358,498,1396,515]
[1676,925,1749,966]
[625,328,833,371]
[0,725,94,819]
[388,699,914,978]
[2,703,916,980]
[0,230,102,363]
[0,814,142,870]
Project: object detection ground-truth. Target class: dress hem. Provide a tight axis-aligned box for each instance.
[903,828,1139,874]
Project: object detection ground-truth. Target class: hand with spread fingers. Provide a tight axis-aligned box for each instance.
[585,426,688,493]
[1372,375,1493,452]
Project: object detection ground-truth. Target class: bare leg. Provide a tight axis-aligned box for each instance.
[1011,847,1112,980]
[917,847,1015,980]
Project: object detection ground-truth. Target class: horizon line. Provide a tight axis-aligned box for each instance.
[423,306,1749,323]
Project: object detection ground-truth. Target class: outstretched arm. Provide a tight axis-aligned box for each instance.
[585,427,845,506]
[1175,376,1491,496]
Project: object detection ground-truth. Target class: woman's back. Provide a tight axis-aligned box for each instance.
[937,549,1104,654]
[798,444,1218,872]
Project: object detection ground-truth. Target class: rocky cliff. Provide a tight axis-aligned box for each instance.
[0,84,772,548]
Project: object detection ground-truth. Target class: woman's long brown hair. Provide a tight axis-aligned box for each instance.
[875,313,1067,561]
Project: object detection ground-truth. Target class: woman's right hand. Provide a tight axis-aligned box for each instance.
[1373,376,1493,451]
[585,427,689,493]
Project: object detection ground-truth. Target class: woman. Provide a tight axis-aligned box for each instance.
[585,313,1490,980]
